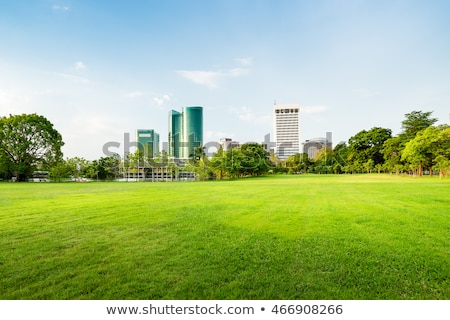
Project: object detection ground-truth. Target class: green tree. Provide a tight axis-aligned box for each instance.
[434,155,450,178]
[400,110,438,141]
[0,151,14,180]
[239,143,271,176]
[209,146,227,179]
[286,153,311,174]
[0,114,64,181]
[313,148,334,174]
[65,157,90,179]
[49,161,73,182]
[374,163,383,174]
[86,156,120,180]
[364,159,374,174]
[186,156,210,181]
[128,150,143,180]
[225,148,245,178]
[382,136,405,174]
[348,127,392,167]
[401,125,449,176]
[333,142,349,169]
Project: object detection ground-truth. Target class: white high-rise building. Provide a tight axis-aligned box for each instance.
[273,102,300,160]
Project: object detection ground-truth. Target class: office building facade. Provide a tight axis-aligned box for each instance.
[136,129,159,158]
[273,103,300,160]
[168,106,203,159]
[303,132,332,159]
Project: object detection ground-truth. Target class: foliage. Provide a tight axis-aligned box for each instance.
[400,110,438,141]
[286,153,311,173]
[209,143,272,178]
[433,155,450,178]
[382,136,405,174]
[239,143,271,176]
[275,111,446,177]
[86,156,120,180]
[401,125,450,176]
[347,127,392,166]
[0,151,14,180]
[209,146,227,179]
[49,161,73,182]
[9,109,446,180]
[0,113,64,181]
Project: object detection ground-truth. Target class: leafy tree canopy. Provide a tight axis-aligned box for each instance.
[401,125,450,176]
[401,110,438,141]
[348,127,392,165]
[0,113,64,181]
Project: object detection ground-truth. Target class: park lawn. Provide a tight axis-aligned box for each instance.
[0,174,448,299]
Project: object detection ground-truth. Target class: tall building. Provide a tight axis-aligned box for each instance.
[219,138,240,151]
[168,110,182,158]
[273,102,300,160]
[303,133,333,159]
[168,106,203,159]
[136,129,159,158]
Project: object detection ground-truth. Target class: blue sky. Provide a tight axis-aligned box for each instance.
[1,0,449,159]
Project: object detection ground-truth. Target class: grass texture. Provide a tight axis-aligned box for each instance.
[0,174,449,299]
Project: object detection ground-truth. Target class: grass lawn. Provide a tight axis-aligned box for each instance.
[0,174,449,299]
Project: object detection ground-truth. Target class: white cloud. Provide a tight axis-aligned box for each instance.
[301,105,328,114]
[176,68,249,89]
[153,97,164,105]
[235,57,253,66]
[233,105,254,120]
[54,72,95,85]
[229,106,270,126]
[125,91,145,98]
[177,70,222,89]
[52,5,70,12]
[153,94,171,106]
[227,68,249,77]
[73,61,86,70]
[123,92,170,106]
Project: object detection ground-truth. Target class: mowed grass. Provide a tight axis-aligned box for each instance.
[0,174,448,299]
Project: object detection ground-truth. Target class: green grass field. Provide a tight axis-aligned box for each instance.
[0,174,449,299]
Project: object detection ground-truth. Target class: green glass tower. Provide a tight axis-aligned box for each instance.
[136,129,159,158]
[168,110,182,158]
[168,106,203,159]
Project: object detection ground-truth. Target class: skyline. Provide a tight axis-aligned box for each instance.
[1,0,449,160]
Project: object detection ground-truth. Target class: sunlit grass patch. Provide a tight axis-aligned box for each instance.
[0,174,448,299]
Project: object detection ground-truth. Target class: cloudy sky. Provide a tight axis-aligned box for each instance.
[1,0,449,160]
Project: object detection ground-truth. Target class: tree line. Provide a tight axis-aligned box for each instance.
[1,110,449,182]
[286,111,450,177]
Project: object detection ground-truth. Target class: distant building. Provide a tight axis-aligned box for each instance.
[303,132,332,159]
[136,129,159,158]
[273,102,300,160]
[168,110,182,158]
[219,138,240,151]
[168,106,203,159]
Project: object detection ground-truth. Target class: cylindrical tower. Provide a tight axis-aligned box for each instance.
[181,106,203,159]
